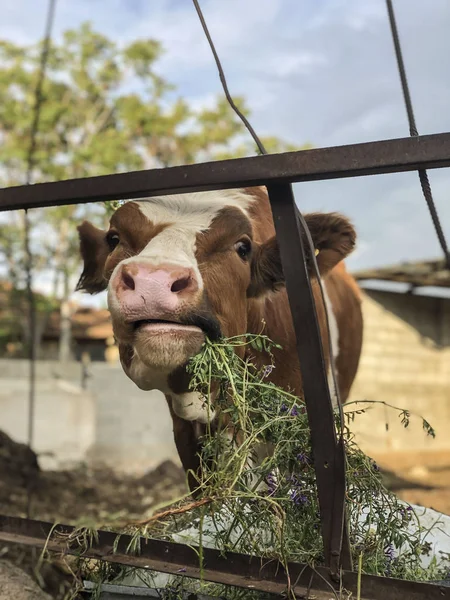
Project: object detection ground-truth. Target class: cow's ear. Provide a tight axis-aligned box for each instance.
[303,212,356,275]
[247,212,356,298]
[75,221,109,294]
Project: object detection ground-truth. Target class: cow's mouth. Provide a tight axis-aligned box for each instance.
[132,315,222,341]
[133,319,188,330]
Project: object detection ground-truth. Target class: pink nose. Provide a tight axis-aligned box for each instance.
[114,263,198,322]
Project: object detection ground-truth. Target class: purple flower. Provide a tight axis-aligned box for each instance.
[297,452,311,465]
[289,488,309,506]
[400,505,414,522]
[279,402,305,416]
[384,544,395,576]
[262,364,275,378]
[287,473,309,506]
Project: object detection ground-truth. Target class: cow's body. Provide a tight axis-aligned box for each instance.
[77,186,363,491]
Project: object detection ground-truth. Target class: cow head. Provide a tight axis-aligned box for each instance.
[76,188,356,421]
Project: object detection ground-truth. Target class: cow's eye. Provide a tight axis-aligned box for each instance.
[235,239,252,261]
[106,231,120,251]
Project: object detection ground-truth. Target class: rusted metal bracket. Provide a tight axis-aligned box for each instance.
[1,132,450,212]
[267,183,351,574]
[1,515,448,600]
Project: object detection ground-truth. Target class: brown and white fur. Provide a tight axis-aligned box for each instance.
[77,186,363,492]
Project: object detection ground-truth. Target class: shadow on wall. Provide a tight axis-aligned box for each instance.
[363,289,450,349]
[347,288,450,453]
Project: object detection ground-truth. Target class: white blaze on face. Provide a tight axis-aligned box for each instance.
[108,189,254,306]
[107,189,255,424]
[135,189,254,275]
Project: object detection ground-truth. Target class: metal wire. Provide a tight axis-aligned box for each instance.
[191,0,341,406]
[191,0,347,569]
[386,0,450,270]
[23,0,57,458]
[191,0,267,156]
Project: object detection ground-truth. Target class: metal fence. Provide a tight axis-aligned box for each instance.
[1,0,450,596]
[1,131,450,599]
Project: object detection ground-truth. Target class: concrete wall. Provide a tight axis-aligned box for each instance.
[0,359,178,473]
[348,289,450,454]
[87,364,179,473]
[0,366,95,470]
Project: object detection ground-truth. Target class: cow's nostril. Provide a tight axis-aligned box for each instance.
[171,276,191,293]
[122,267,135,291]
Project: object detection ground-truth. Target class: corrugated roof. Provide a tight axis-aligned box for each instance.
[352,259,450,288]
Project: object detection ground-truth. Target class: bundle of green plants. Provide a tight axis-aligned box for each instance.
[166,335,447,578]
[57,334,450,598]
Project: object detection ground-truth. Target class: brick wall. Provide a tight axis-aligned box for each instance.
[347,289,450,453]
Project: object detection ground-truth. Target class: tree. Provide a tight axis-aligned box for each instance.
[0,22,304,361]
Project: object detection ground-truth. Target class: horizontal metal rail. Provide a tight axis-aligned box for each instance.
[0,132,450,211]
[1,515,448,599]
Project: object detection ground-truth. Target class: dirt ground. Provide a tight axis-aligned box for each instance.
[0,560,53,600]
[373,449,450,516]
[1,431,450,598]
[0,430,188,598]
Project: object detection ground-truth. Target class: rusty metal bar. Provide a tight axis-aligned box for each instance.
[0,515,448,600]
[1,132,450,212]
[267,183,351,574]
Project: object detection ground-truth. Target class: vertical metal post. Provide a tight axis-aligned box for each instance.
[267,183,352,573]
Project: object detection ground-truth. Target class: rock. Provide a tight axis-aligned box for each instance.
[0,560,52,600]
[0,430,39,485]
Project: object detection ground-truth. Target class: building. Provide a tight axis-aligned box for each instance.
[0,281,117,362]
[42,306,116,362]
[348,259,450,454]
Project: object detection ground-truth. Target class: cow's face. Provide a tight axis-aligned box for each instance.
[76,189,356,403]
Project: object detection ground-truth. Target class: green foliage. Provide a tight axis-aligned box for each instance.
[180,336,446,580]
[53,335,449,598]
[0,20,296,187]
[0,21,297,310]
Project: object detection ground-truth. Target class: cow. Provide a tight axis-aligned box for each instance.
[76,186,363,492]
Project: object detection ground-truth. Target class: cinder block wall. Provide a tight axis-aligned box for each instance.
[347,289,450,453]
[0,360,178,473]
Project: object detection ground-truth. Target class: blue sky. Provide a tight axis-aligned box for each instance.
[1,0,450,303]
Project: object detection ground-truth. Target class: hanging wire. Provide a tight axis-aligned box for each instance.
[191,0,266,156]
[191,0,342,409]
[191,0,350,570]
[23,0,57,467]
[386,0,450,270]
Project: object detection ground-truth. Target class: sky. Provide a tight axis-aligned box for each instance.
[1,0,449,305]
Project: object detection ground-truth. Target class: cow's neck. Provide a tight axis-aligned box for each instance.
[245,280,333,400]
